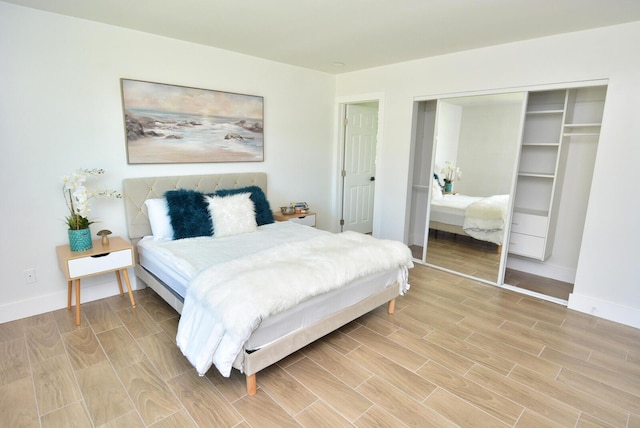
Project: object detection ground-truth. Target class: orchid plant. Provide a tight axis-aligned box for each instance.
[441,161,462,183]
[62,168,122,230]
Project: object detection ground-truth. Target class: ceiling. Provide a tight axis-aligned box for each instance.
[5,0,640,74]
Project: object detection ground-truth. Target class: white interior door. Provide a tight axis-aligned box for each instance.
[342,103,378,233]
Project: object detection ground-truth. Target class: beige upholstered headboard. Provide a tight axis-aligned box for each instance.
[123,173,268,240]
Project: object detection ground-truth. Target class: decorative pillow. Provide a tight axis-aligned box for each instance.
[144,198,174,239]
[211,186,275,226]
[165,189,213,239]
[432,178,443,200]
[206,193,257,238]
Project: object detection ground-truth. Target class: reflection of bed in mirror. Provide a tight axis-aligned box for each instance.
[429,181,509,252]
[408,92,525,284]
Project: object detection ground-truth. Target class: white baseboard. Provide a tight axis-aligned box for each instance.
[568,292,640,329]
[0,275,142,324]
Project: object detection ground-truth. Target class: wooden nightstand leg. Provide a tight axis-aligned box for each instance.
[67,280,72,310]
[121,269,136,309]
[75,279,81,326]
[115,270,124,295]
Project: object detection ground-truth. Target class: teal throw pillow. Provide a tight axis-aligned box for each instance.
[165,189,212,239]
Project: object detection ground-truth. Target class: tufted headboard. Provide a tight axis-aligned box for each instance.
[122,173,268,240]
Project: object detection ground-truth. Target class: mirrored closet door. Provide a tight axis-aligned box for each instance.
[406,92,526,284]
[405,82,608,302]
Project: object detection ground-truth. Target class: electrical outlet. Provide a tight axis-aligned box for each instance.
[24,268,37,284]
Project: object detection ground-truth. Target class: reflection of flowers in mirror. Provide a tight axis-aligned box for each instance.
[62,168,122,230]
[441,161,462,183]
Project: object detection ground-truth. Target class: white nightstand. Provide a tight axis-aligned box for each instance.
[273,211,316,227]
[56,236,136,325]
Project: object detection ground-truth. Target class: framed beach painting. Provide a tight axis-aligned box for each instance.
[120,79,264,163]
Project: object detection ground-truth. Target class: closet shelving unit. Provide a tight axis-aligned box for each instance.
[509,86,606,260]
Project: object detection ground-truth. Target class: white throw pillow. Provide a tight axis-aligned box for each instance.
[432,178,443,199]
[144,198,174,239]
[206,193,257,238]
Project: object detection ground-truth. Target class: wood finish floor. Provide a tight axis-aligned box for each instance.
[415,230,574,300]
[1,263,639,427]
[419,230,503,283]
[504,268,574,301]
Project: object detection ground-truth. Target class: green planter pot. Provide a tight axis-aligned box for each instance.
[68,228,93,252]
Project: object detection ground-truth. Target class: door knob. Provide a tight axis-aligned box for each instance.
[370,177,375,181]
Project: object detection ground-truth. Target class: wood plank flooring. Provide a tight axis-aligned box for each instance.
[1,264,639,427]
[504,268,573,301]
[417,230,503,283]
[415,230,574,300]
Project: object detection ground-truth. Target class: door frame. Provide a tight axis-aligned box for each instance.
[335,93,385,234]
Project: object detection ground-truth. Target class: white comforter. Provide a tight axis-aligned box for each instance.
[176,228,413,377]
[463,194,509,245]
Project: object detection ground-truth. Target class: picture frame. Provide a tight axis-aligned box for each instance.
[120,79,264,163]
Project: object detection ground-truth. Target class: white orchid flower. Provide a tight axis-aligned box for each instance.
[62,168,122,230]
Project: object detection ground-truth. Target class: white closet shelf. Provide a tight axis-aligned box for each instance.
[526,109,565,115]
[521,141,560,146]
[513,207,549,217]
[412,184,430,190]
[518,172,555,178]
[563,132,600,137]
[562,123,601,137]
[563,123,601,127]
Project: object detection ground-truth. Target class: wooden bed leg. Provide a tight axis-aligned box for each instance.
[387,298,396,314]
[246,374,257,396]
[497,244,502,254]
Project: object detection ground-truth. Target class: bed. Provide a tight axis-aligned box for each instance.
[429,178,508,251]
[122,173,413,396]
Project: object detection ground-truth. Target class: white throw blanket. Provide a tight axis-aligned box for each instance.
[176,231,413,377]
[463,194,509,245]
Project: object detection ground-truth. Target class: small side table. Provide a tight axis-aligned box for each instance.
[273,211,316,227]
[56,236,136,325]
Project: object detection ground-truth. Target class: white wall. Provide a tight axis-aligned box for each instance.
[336,22,640,328]
[453,103,522,196]
[0,3,335,323]
[433,102,462,182]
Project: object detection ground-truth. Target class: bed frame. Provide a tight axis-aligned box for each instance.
[122,173,398,395]
[429,221,502,253]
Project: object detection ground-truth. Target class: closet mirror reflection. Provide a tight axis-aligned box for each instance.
[407,92,525,283]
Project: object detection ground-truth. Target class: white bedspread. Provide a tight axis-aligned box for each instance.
[138,222,324,281]
[176,230,413,377]
[463,194,509,244]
